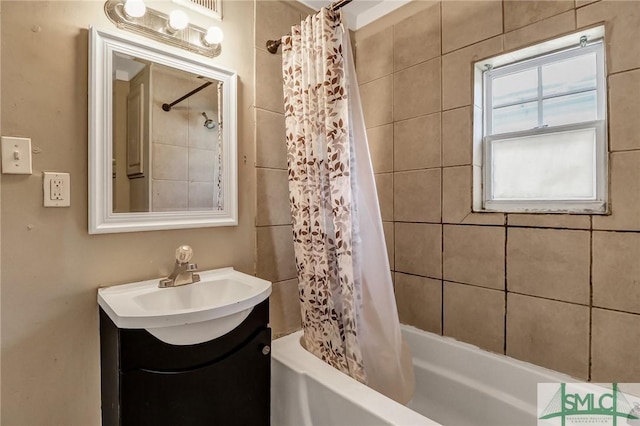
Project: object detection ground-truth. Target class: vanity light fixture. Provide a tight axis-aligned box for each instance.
[104,0,223,58]
[204,26,224,45]
[123,0,145,18]
[167,10,189,33]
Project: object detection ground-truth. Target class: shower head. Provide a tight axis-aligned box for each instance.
[202,112,216,129]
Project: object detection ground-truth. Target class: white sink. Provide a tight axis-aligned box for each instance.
[97,267,272,345]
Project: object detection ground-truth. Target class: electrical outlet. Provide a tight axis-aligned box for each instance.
[51,178,64,200]
[43,172,70,207]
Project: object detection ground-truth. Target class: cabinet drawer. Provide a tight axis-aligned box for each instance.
[120,328,271,426]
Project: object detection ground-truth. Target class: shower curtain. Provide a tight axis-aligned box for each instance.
[281,8,415,404]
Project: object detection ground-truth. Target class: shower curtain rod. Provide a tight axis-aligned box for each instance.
[162,81,213,112]
[265,0,353,54]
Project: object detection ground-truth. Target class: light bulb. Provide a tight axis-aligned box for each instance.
[123,0,146,18]
[168,10,189,31]
[204,26,224,45]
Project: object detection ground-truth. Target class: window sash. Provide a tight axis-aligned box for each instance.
[484,42,606,136]
[493,86,597,110]
[482,120,607,213]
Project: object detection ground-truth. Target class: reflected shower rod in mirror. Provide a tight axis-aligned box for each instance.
[162,80,213,112]
[265,0,353,54]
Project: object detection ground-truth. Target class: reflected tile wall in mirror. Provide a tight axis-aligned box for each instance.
[112,53,223,213]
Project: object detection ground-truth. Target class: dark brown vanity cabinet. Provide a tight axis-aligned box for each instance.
[99,300,271,426]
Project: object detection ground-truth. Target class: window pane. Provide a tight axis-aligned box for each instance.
[493,101,538,134]
[492,68,538,106]
[542,53,597,96]
[543,91,597,127]
[491,128,596,200]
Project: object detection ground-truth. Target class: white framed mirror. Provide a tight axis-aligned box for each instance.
[89,27,237,234]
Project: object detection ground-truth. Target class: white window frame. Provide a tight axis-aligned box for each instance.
[475,31,608,214]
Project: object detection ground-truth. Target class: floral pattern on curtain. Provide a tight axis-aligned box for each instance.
[281,8,366,383]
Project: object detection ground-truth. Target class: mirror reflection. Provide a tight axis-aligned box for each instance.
[112,52,223,213]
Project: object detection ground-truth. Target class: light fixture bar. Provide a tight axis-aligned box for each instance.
[104,0,221,58]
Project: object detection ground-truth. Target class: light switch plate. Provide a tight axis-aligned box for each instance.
[43,172,71,207]
[1,136,32,174]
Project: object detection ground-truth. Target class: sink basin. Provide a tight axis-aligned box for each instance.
[97,267,272,345]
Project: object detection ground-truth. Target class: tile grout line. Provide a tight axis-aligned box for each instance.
[585,304,640,317]
[505,289,592,308]
[504,215,509,355]
[440,104,475,113]
[255,223,292,229]
[395,270,640,316]
[608,66,640,78]
[360,53,443,87]
[391,222,640,233]
[398,272,503,293]
[501,0,505,35]
[588,215,594,381]
[256,165,288,172]
[255,105,286,116]
[507,223,592,231]
[391,21,397,299]
[584,228,640,234]
[359,72,394,89]
[442,34,503,58]
[439,0,445,337]
[607,147,640,154]
[440,168,444,337]
[395,164,474,173]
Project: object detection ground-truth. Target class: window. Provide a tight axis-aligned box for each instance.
[475,29,607,214]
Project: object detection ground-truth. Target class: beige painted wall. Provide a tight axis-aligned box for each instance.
[356,0,640,382]
[0,0,255,424]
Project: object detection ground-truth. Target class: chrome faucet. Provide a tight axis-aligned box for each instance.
[159,245,201,288]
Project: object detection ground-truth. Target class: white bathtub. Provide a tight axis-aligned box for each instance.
[271,325,574,426]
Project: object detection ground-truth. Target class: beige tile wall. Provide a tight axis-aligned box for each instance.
[356,0,640,381]
[254,0,316,338]
[151,68,220,211]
